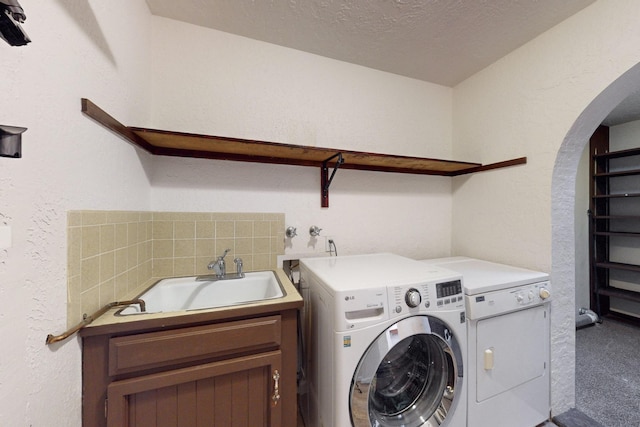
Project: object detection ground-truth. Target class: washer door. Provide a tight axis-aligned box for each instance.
[350,315,463,427]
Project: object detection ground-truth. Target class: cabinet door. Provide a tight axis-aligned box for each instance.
[107,350,282,427]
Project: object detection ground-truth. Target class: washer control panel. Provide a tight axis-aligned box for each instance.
[334,277,464,330]
[389,278,463,317]
[435,280,464,308]
[466,280,551,320]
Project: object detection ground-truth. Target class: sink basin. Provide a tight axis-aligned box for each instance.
[117,271,285,315]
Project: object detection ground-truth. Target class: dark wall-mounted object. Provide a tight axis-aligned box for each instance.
[0,0,30,46]
[0,125,26,158]
[321,152,344,208]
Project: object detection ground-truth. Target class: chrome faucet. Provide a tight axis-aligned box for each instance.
[208,248,230,278]
[198,249,245,281]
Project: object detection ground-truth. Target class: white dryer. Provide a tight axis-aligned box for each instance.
[421,257,551,427]
[299,253,467,427]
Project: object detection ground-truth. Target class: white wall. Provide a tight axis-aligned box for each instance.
[148,17,455,260]
[0,1,153,425]
[451,0,640,413]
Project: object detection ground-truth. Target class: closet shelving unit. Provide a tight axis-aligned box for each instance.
[590,125,640,318]
[81,98,526,206]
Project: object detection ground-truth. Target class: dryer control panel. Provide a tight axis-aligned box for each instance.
[466,280,551,320]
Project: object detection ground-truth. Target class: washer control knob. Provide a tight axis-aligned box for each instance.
[528,291,534,301]
[395,306,402,313]
[539,288,551,300]
[405,289,422,308]
[516,293,524,303]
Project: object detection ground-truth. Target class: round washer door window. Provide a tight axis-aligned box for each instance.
[350,315,462,427]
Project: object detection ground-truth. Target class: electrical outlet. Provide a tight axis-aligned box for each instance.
[325,236,334,252]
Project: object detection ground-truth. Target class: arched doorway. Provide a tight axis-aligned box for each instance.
[551,62,640,416]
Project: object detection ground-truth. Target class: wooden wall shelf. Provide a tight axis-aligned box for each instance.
[81,98,526,205]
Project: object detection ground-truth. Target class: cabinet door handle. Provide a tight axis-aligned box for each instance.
[272,370,281,405]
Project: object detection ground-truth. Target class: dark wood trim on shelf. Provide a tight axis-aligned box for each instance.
[596,286,640,304]
[81,98,526,176]
[594,231,640,237]
[595,261,640,273]
[593,146,640,159]
[81,98,156,153]
[593,193,640,199]
[450,157,528,175]
[589,125,610,312]
[593,215,640,220]
[594,168,640,178]
[81,98,527,206]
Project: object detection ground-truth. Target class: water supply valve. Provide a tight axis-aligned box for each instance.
[286,226,298,238]
[309,225,322,237]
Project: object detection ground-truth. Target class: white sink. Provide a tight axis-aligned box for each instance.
[118,271,285,315]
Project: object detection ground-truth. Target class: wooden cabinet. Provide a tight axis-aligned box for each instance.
[81,309,299,427]
[107,350,282,427]
[589,125,640,318]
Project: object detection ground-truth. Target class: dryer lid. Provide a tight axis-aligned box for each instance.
[420,257,549,295]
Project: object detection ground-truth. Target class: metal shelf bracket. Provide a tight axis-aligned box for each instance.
[321,152,344,207]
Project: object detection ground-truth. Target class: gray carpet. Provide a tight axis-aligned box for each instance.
[575,318,640,427]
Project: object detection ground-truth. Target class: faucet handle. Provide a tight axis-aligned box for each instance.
[208,248,231,275]
[219,248,231,260]
[234,257,244,275]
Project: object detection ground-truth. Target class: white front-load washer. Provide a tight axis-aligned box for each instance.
[421,257,551,427]
[299,253,467,427]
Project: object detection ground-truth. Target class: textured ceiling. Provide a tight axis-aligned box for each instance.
[145,0,596,87]
[145,0,639,125]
